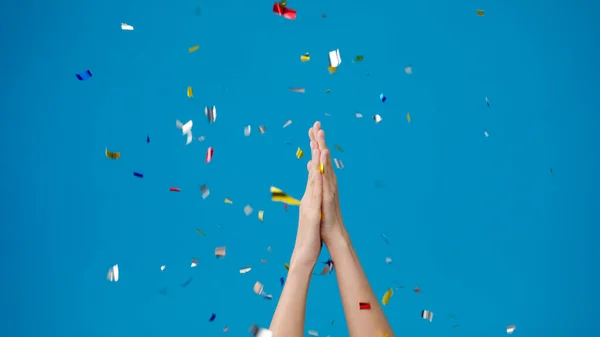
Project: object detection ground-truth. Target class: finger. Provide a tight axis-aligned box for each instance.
[316,129,328,152]
[312,149,323,202]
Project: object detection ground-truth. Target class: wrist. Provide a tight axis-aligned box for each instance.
[323,222,349,247]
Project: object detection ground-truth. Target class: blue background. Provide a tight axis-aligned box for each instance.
[1,0,599,336]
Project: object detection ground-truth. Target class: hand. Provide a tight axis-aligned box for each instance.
[291,134,324,269]
[308,122,344,244]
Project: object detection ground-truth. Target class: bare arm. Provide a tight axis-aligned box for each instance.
[327,226,395,337]
[268,254,314,337]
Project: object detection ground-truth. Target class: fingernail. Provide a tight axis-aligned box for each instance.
[319,163,325,174]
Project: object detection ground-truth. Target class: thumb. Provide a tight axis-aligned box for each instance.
[312,149,323,202]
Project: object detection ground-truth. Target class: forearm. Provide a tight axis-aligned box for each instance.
[269,260,313,337]
[327,226,395,337]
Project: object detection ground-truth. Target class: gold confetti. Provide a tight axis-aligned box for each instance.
[296,147,304,159]
[319,163,325,174]
[258,210,264,222]
[187,86,193,98]
[224,198,233,204]
[189,45,199,53]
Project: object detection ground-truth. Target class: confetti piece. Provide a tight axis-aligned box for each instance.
[133,172,143,178]
[484,130,489,137]
[407,113,411,123]
[181,277,193,287]
[379,93,387,103]
[290,87,305,93]
[267,246,273,252]
[209,313,216,322]
[414,287,421,293]
[355,112,363,118]
[215,246,226,258]
[258,210,264,222]
[308,330,319,336]
[359,302,371,310]
[249,324,273,337]
[404,66,413,75]
[146,135,150,143]
[198,136,205,142]
[224,198,233,204]
[270,186,301,205]
[170,187,181,192]
[283,120,293,128]
[385,257,392,263]
[187,86,193,98]
[76,69,92,81]
[355,55,364,62]
[261,259,267,263]
[319,163,325,174]
[485,96,491,107]
[333,158,344,169]
[106,264,119,282]
[105,148,120,159]
[382,288,393,305]
[280,277,285,287]
[121,23,134,30]
[200,184,210,199]
[272,2,296,20]
[244,205,253,216]
[253,281,264,295]
[284,263,290,270]
[383,333,389,337]
[206,147,214,163]
[476,9,485,16]
[240,266,252,274]
[244,125,252,136]
[296,147,304,159]
[506,325,516,334]
[196,229,205,236]
[328,49,342,68]
[334,144,344,152]
[421,310,434,322]
[325,89,331,93]
[191,258,198,267]
[176,120,194,145]
[373,114,383,123]
[223,326,229,332]
[160,265,166,271]
[300,53,310,62]
[328,66,337,74]
[205,105,217,123]
[259,125,266,134]
[189,45,199,53]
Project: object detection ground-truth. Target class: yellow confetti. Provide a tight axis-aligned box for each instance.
[270,186,301,206]
[224,198,233,204]
[382,288,393,306]
[300,53,310,62]
[406,113,411,123]
[296,147,304,159]
[476,9,485,16]
[258,210,264,222]
[328,66,337,74]
[189,45,199,53]
[195,229,205,236]
[284,263,290,270]
[105,148,120,159]
[187,86,193,98]
[319,163,325,174]
[383,333,389,337]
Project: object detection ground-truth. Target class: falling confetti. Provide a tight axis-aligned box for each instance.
[359,302,371,310]
[200,184,210,199]
[382,288,393,305]
[215,246,226,258]
[249,324,273,337]
[76,70,92,81]
[404,66,413,75]
[187,86,193,97]
[380,93,387,103]
[407,113,411,123]
[476,9,485,16]
[296,147,304,159]
[283,120,293,128]
[189,45,199,53]
[106,264,119,282]
[272,2,296,20]
[105,148,120,159]
[121,23,134,30]
[506,325,516,334]
[421,310,434,322]
[300,53,310,62]
[270,186,301,205]
[258,210,264,222]
[373,114,383,123]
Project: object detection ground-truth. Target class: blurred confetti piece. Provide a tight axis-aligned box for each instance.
[223,326,229,332]
[244,205,254,216]
[379,93,387,103]
[191,258,198,267]
[196,229,205,236]
[280,277,285,287]
[300,53,310,62]
[244,125,252,136]
[224,198,233,204]
[484,130,489,137]
[187,86,193,97]
[209,313,216,322]
[506,325,516,334]
[170,187,181,192]
[308,330,319,336]
[328,66,337,74]
[333,158,344,169]
[189,45,199,53]
[198,135,205,142]
[476,9,485,16]
[407,113,411,123]
[200,184,210,199]
[271,186,301,205]
[160,265,166,271]
[205,105,217,123]
[206,147,214,163]
[384,333,389,337]
[105,148,120,159]
[296,147,304,159]
[355,112,363,118]
[106,264,119,282]
[385,257,392,264]
[359,302,371,310]
[267,246,273,252]
[240,266,252,274]
[405,66,413,75]
[325,89,331,93]
[486,96,491,107]
[261,259,267,263]
[328,49,341,67]
[290,87,305,93]
[354,55,364,62]
[382,288,393,305]
[421,310,433,322]
[284,263,290,270]
[249,324,273,337]
[121,23,134,30]
[215,246,226,258]
[283,120,293,128]
[334,144,344,152]
[319,163,325,174]
[181,277,193,287]
[258,210,264,222]
[373,114,383,123]
[134,172,143,178]
[259,125,266,134]
[414,287,421,293]
[253,281,264,295]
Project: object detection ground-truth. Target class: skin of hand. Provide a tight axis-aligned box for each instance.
[269,130,323,337]
[310,121,396,337]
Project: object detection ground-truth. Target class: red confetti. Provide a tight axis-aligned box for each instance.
[272,2,296,20]
[170,187,181,192]
[359,302,371,310]
[206,147,214,163]
[414,287,421,294]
